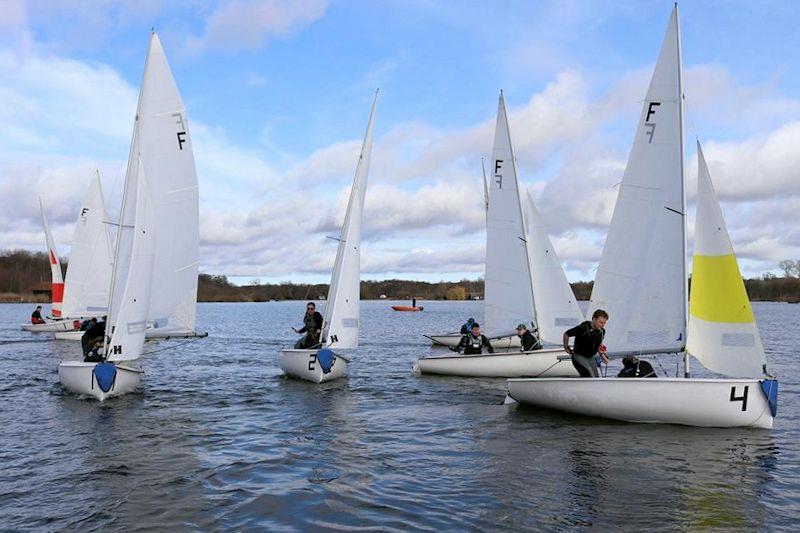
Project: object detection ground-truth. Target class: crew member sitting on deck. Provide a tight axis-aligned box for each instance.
[82,317,106,362]
[516,323,542,352]
[454,322,494,355]
[31,305,45,324]
[79,317,97,331]
[563,309,608,377]
[294,302,323,349]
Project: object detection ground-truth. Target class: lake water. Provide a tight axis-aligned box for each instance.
[1,301,798,530]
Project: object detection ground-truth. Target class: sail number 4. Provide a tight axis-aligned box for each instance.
[729,385,749,411]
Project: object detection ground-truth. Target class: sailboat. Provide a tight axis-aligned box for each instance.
[414,92,582,377]
[20,198,73,332]
[277,91,378,383]
[51,173,115,340]
[506,5,777,429]
[59,31,199,400]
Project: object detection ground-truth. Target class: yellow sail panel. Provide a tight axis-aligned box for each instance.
[690,254,754,323]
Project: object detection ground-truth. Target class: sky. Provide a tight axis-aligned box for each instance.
[1,0,799,285]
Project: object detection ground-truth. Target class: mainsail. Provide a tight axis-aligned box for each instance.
[524,190,583,343]
[322,91,378,350]
[589,6,687,355]
[484,91,536,336]
[107,32,195,360]
[61,173,113,319]
[39,197,64,318]
[686,142,766,377]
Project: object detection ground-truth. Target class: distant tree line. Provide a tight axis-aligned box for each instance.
[3,249,800,303]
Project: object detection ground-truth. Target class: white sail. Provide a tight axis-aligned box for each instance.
[524,190,584,343]
[323,91,378,350]
[61,172,113,318]
[588,6,687,354]
[484,91,536,336]
[136,33,201,336]
[686,142,766,377]
[39,197,64,317]
[107,160,155,362]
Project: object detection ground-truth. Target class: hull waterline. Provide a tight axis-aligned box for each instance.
[506,377,776,429]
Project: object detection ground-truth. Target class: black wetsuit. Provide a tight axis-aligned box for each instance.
[565,321,605,377]
[456,333,494,355]
[297,311,323,349]
[519,330,542,352]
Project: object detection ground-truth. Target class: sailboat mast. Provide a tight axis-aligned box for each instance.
[481,157,489,223]
[675,3,690,377]
[102,33,153,359]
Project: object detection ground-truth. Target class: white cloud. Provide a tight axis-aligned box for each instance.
[186,0,328,53]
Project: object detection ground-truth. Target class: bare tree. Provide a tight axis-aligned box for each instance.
[779,260,795,278]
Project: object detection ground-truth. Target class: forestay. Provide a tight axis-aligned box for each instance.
[524,191,583,343]
[61,173,113,318]
[686,142,766,377]
[39,197,64,318]
[322,91,378,350]
[484,92,536,337]
[589,7,687,354]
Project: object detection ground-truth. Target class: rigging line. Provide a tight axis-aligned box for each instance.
[139,335,204,357]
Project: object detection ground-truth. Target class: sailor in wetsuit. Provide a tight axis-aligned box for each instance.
[82,317,106,361]
[563,309,608,377]
[294,302,323,349]
[454,322,494,355]
[31,305,45,324]
[516,323,542,352]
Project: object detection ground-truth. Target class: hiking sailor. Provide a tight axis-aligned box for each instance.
[563,309,608,377]
[293,301,323,349]
[454,322,494,355]
[516,323,542,352]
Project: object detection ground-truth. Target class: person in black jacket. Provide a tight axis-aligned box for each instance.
[82,317,106,361]
[31,305,45,324]
[294,302,323,349]
[454,322,494,355]
[516,323,542,352]
[563,309,608,377]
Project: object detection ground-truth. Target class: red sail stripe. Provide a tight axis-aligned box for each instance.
[50,250,58,265]
[52,282,64,303]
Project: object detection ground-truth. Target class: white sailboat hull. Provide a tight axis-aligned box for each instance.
[506,377,775,429]
[21,320,78,332]
[414,348,578,378]
[58,361,142,401]
[425,333,521,349]
[277,349,348,383]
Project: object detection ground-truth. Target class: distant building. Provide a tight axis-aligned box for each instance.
[32,282,51,299]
